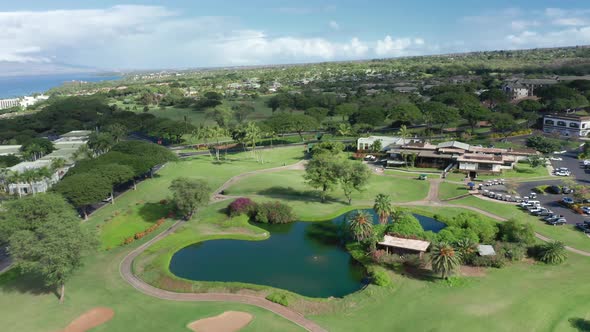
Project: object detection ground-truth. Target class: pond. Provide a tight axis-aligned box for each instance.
[169,210,445,298]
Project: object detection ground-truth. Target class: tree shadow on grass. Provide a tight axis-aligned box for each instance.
[0,268,55,297]
[137,202,170,223]
[257,186,342,203]
[398,265,439,282]
[570,318,590,331]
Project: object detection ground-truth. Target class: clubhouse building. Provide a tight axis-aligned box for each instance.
[543,114,590,137]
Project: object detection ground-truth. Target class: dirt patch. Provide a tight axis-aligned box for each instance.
[187,311,253,332]
[60,307,114,332]
[459,265,486,277]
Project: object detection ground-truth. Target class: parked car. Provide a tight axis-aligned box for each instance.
[562,197,574,205]
[547,185,561,194]
[532,208,552,216]
[582,207,590,215]
[528,206,544,214]
[550,156,563,161]
[554,170,571,176]
[547,218,567,226]
[529,192,538,199]
[583,159,590,166]
[575,223,590,233]
[544,214,562,222]
[562,186,574,194]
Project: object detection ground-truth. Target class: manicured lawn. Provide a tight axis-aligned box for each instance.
[454,196,590,252]
[222,169,430,218]
[477,163,549,181]
[0,242,303,332]
[438,181,469,200]
[100,202,172,249]
[92,146,306,247]
[312,253,590,331]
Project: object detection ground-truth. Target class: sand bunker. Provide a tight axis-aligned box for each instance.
[188,311,253,332]
[60,307,115,332]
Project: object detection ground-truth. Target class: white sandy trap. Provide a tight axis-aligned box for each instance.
[188,311,254,332]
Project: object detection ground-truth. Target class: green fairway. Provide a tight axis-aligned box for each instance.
[92,146,305,247]
[439,181,469,200]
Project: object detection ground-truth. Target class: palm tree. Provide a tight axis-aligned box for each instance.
[397,124,409,141]
[72,145,92,161]
[539,241,567,264]
[373,194,394,224]
[456,239,477,264]
[36,167,53,191]
[20,169,38,196]
[430,242,461,279]
[347,210,374,242]
[245,122,261,162]
[336,123,353,137]
[7,171,23,198]
[50,158,66,172]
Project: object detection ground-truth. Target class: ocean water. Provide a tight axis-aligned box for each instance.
[0,73,121,98]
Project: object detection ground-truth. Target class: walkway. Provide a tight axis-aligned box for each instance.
[120,160,327,332]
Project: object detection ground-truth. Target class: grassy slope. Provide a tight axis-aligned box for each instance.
[438,181,469,200]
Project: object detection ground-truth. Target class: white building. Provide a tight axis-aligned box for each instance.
[7,160,60,196]
[543,114,590,137]
[357,136,420,151]
[0,98,20,110]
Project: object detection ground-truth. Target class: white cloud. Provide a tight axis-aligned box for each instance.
[375,36,425,57]
[506,26,590,47]
[216,31,369,64]
[552,17,588,27]
[329,20,340,30]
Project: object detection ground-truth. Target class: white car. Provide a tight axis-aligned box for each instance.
[553,150,567,154]
[554,171,570,176]
[583,160,590,166]
[549,157,563,161]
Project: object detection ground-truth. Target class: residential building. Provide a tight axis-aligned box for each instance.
[502,77,558,99]
[1,130,91,196]
[543,114,590,137]
[357,136,420,151]
[0,98,20,109]
[502,83,530,100]
[387,140,536,178]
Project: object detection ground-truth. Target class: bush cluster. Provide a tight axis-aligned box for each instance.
[122,218,166,245]
[266,292,290,306]
[251,201,296,224]
[472,255,506,268]
[227,197,256,217]
[368,267,391,286]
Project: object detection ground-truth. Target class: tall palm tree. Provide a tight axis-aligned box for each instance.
[373,194,394,224]
[539,241,567,264]
[347,210,374,242]
[20,169,37,196]
[36,167,53,191]
[430,242,461,279]
[397,125,409,141]
[245,122,261,162]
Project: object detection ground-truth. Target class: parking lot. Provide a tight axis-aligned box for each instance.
[515,148,589,227]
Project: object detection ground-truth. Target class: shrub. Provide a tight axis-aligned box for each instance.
[252,201,296,224]
[227,197,256,217]
[368,267,391,286]
[266,292,290,306]
[389,212,424,238]
[471,255,505,268]
[371,249,388,264]
[495,242,526,261]
[498,219,536,245]
[159,199,168,205]
[536,241,568,265]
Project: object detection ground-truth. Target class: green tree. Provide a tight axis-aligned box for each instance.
[169,177,211,220]
[245,122,262,162]
[304,152,340,203]
[304,107,329,122]
[460,105,490,133]
[9,215,96,303]
[499,219,535,245]
[430,242,461,279]
[87,132,115,156]
[490,113,516,138]
[339,161,371,205]
[232,102,255,123]
[389,212,424,237]
[335,103,358,120]
[206,106,232,128]
[480,89,508,107]
[373,194,394,224]
[94,164,135,204]
[347,210,374,242]
[53,174,112,220]
[421,101,458,133]
[371,139,383,152]
[389,103,422,125]
[538,241,567,265]
[0,193,75,244]
[105,123,128,143]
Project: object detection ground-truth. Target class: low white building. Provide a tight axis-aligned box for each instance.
[357,136,420,151]
[543,114,590,137]
[7,160,60,196]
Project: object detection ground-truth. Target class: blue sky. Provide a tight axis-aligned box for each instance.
[2,0,590,70]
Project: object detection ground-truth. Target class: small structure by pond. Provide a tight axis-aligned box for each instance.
[378,235,431,258]
[477,244,496,256]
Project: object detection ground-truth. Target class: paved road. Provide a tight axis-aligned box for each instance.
[550,150,590,185]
